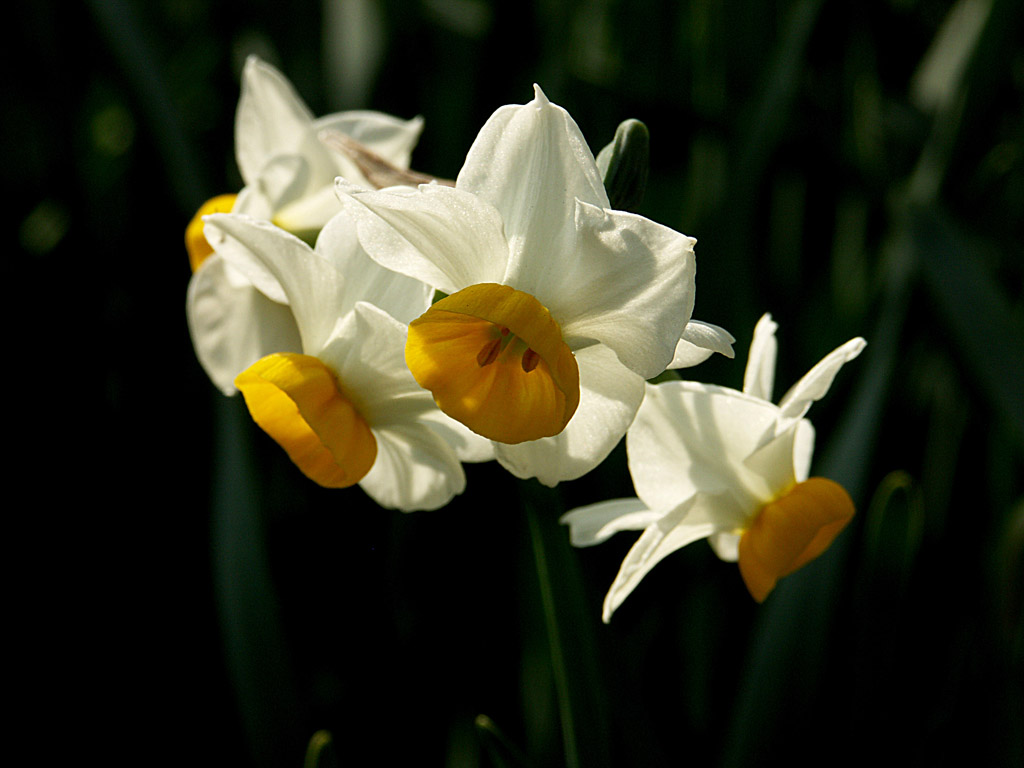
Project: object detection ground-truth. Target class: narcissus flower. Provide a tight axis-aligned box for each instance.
[203,211,490,511]
[335,85,733,485]
[561,314,865,620]
[186,55,424,395]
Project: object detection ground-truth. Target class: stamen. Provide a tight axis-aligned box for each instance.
[522,348,540,373]
[477,338,502,367]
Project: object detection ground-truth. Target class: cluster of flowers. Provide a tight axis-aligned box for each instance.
[186,57,865,620]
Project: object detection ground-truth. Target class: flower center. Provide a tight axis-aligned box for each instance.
[405,283,580,444]
[737,477,855,602]
[185,194,237,272]
[234,352,377,488]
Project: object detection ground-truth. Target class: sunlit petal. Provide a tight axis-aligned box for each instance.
[186,255,301,395]
[336,180,509,294]
[777,336,867,426]
[627,381,780,512]
[669,320,736,369]
[458,84,609,278]
[602,494,719,623]
[560,498,663,547]
[742,313,778,400]
[546,201,696,378]
[235,55,319,185]
[359,422,466,511]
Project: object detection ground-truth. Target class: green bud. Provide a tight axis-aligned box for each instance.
[596,119,650,211]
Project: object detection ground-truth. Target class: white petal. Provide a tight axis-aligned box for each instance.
[627,381,781,512]
[708,531,741,562]
[601,494,720,623]
[233,154,309,224]
[315,111,424,169]
[335,180,509,294]
[777,336,867,425]
[235,56,319,185]
[560,498,664,547]
[360,422,466,511]
[186,255,302,395]
[547,201,696,379]
[272,183,345,234]
[793,418,815,483]
[204,213,339,352]
[493,344,645,486]
[419,410,496,464]
[741,425,800,502]
[321,303,435,426]
[457,85,609,279]
[743,313,778,401]
[201,210,288,304]
[668,319,736,369]
[315,213,432,325]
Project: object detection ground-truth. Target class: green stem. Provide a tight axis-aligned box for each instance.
[525,498,579,768]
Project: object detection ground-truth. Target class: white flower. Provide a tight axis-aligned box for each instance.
[334,85,733,485]
[561,314,866,620]
[202,211,491,511]
[185,55,424,395]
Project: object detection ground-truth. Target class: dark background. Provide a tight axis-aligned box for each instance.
[12,0,1022,766]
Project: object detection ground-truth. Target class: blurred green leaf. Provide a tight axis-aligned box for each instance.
[212,397,302,768]
[912,205,1024,449]
[521,480,611,768]
[475,715,535,768]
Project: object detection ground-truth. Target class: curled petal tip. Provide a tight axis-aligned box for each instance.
[531,83,550,106]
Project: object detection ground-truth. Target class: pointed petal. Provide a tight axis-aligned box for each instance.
[201,211,288,304]
[493,343,645,486]
[335,180,509,294]
[547,201,696,378]
[560,498,663,547]
[668,319,736,369]
[601,494,719,622]
[359,422,467,511]
[627,381,780,512]
[743,313,778,401]
[203,213,339,352]
[186,255,302,395]
[777,336,867,424]
[793,419,815,483]
[235,56,319,185]
[457,85,609,281]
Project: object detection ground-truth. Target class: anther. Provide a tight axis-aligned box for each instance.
[477,338,502,367]
[521,348,540,373]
